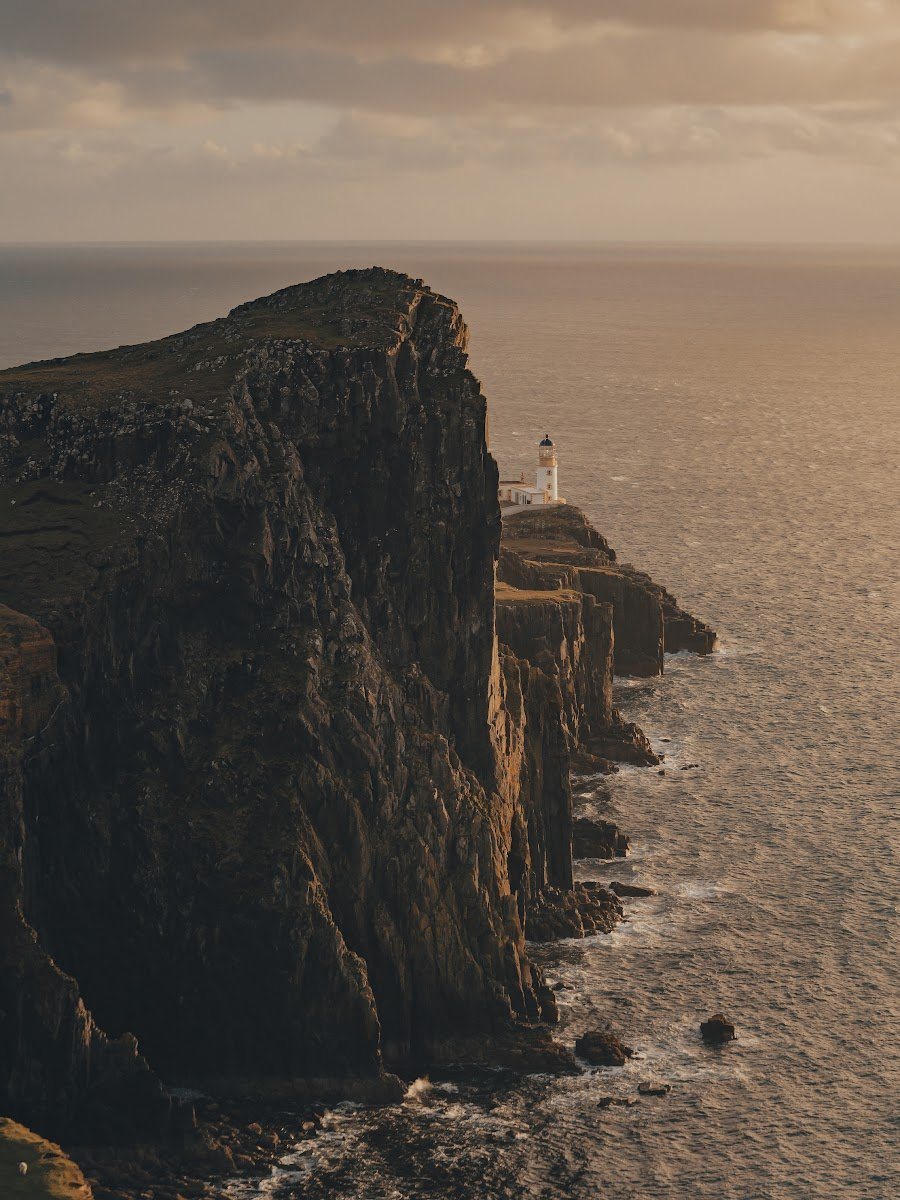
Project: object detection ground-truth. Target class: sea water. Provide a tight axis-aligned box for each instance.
[2,241,898,1199]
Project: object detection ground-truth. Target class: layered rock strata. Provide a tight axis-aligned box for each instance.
[499,503,715,676]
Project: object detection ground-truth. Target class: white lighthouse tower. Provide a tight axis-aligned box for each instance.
[536,434,558,502]
[497,432,563,508]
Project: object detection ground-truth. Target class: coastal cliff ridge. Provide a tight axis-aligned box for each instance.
[0,268,715,1155]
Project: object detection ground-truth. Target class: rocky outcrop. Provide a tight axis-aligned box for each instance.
[0,1117,93,1198]
[525,882,623,942]
[574,1028,635,1067]
[495,582,658,768]
[572,816,629,859]
[495,585,613,749]
[499,503,715,675]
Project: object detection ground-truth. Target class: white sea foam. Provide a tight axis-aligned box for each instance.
[404,1076,434,1103]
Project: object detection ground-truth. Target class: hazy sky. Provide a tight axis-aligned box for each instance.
[2,0,899,242]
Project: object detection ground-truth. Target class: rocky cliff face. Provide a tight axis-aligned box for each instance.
[0,269,714,1141]
[499,504,715,675]
[0,270,566,1136]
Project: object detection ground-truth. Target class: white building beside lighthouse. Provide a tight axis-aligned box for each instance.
[498,434,564,508]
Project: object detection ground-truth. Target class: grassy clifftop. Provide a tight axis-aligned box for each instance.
[0,1119,92,1199]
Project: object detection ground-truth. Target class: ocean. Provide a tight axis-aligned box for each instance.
[1,242,898,1199]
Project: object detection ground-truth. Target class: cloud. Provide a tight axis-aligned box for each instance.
[3,2,898,71]
[1,0,899,240]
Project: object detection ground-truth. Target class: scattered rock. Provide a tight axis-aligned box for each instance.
[597,1095,638,1109]
[637,1082,671,1096]
[700,1013,736,1044]
[608,881,656,898]
[575,1028,635,1067]
[527,882,623,941]
[572,816,630,859]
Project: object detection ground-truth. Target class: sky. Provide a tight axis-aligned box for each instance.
[1,0,899,243]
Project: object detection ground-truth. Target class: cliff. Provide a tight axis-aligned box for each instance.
[0,269,567,1136]
[499,503,715,676]
[0,269,715,1145]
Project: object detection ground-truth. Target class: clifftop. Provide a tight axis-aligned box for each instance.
[0,268,463,412]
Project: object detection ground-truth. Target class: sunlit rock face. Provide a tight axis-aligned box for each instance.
[499,503,715,676]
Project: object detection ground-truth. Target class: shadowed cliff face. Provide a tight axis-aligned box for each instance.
[0,269,562,1135]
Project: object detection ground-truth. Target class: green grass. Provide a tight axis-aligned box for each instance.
[0,1119,92,1199]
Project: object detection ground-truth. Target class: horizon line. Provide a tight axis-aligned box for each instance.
[2,237,900,251]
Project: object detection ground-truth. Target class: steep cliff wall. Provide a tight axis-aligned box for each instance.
[495,585,613,746]
[0,270,561,1134]
[0,607,174,1140]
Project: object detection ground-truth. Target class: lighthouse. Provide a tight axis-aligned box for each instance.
[536,434,558,502]
[497,433,563,508]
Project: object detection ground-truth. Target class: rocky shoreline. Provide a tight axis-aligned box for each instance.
[0,269,714,1198]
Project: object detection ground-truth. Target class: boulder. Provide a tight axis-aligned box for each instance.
[574,1028,634,1067]
[700,1014,736,1044]
[609,881,656,898]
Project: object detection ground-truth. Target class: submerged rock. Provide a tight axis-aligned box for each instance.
[597,1095,638,1108]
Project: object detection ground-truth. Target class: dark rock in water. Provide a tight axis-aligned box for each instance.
[700,1014,737,1044]
[569,746,618,775]
[572,816,630,859]
[637,1082,671,1096]
[526,883,624,942]
[597,1095,638,1109]
[609,881,656,898]
[575,1028,635,1067]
